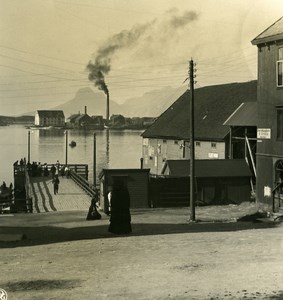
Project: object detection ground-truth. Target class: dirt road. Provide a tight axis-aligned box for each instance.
[0,204,282,299]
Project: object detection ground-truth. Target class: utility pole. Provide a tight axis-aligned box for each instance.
[65,130,68,165]
[93,133,96,188]
[28,130,31,164]
[189,59,196,221]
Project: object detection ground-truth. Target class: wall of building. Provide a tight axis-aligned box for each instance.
[142,138,226,175]
[142,138,184,175]
[35,114,65,126]
[256,42,283,206]
[193,140,225,160]
[100,169,150,211]
[34,114,40,126]
[257,43,283,157]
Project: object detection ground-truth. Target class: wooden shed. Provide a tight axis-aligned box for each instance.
[150,159,253,207]
[99,169,150,213]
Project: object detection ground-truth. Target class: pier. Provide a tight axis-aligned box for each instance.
[8,162,97,214]
[30,176,91,213]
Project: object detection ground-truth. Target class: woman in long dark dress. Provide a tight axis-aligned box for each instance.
[108,179,132,234]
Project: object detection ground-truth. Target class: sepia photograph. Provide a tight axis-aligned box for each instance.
[0,0,283,299]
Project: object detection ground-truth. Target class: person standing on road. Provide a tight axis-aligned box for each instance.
[108,178,132,235]
[52,175,60,195]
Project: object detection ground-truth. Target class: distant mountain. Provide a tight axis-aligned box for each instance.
[53,87,122,118]
[120,86,187,117]
[52,86,187,119]
[17,81,257,119]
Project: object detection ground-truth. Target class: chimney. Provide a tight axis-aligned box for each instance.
[106,92,110,123]
[85,106,87,115]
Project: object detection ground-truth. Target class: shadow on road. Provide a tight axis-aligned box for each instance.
[0,220,280,248]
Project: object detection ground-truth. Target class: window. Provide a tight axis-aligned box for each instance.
[211,142,217,148]
[277,108,283,140]
[277,48,283,87]
[163,139,167,143]
[174,140,179,145]
[196,141,201,147]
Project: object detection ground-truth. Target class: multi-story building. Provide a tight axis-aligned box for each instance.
[251,16,283,211]
[141,81,257,175]
[34,110,65,127]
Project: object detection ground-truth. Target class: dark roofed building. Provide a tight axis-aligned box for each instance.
[35,110,65,127]
[67,114,81,124]
[152,159,252,206]
[162,159,252,178]
[74,114,94,127]
[141,81,257,175]
[224,102,257,127]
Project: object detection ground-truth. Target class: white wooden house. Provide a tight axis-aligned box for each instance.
[35,110,65,127]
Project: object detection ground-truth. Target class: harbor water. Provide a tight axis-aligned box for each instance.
[0,125,143,185]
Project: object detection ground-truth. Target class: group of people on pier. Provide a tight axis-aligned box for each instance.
[0,181,13,200]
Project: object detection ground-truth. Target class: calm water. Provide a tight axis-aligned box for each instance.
[0,125,143,185]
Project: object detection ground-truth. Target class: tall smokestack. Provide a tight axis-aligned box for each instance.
[84,106,87,115]
[106,92,109,123]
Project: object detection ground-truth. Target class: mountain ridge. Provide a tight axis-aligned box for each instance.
[17,81,256,119]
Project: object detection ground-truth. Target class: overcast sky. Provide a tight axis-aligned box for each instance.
[0,0,282,116]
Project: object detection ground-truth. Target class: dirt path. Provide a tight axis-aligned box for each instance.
[0,205,282,299]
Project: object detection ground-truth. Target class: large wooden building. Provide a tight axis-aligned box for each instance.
[141,81,257,175]
[251,16,283,211]
[35,110,65,127]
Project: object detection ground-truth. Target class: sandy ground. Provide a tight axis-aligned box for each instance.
[0,203,283,300]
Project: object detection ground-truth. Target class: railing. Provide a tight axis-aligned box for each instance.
[13,162,91,213]
[69,169,98,200]
[67,164,88,180]
[33,163,89,180]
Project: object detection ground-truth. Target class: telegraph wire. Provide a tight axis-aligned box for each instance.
[0,45,85,66]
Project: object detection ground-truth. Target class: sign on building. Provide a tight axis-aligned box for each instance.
[264,186,272,197]
[257,128,271,139]
[208,153,219,159]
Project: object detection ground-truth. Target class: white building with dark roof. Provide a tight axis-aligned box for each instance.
[35,110,65,127]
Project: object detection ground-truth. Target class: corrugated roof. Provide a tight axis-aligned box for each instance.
[252,16,283,45]
[142,81,257,140]
[37,110,65,118]
[162,159,251,178]
[223,102,257,126]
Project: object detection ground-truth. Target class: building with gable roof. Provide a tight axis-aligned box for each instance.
[34,110,65,127]
[141,81,257,175]
[251,16,283,211]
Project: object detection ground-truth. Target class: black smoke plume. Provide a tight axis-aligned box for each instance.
[87,9,199,94]
[87,22,153,95]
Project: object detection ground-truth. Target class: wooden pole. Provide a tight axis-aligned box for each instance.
[93,133,96,187]
[229,127,233,159]
[28,130,31,163]
[65,130,68,165]
[189,59,196,221]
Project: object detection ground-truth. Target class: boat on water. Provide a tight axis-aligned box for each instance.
[69,140,76,147]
